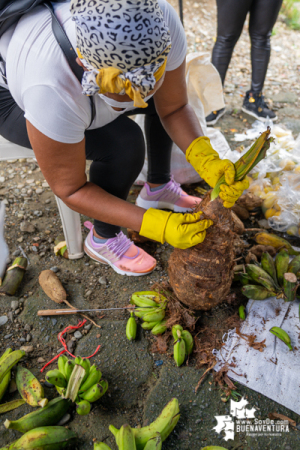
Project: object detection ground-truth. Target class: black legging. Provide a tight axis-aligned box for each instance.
[212,0,282,93]
[0,86,173,238]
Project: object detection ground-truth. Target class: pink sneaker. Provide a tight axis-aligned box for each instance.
[84,224,156,276]
[135,176,200,212]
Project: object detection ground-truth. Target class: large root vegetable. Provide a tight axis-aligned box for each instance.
[168,129,273,310]
[168,195,235,310]
[39,270,66,304]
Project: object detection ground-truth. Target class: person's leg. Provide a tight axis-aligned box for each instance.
[84,116,157,275]
[125,98,172,185]
[242,0,282,121]
[128,98,200,213]
[0,86,31,148]
[206,0,252,124]
[85,115,145,238]
[212,0,252,85]
[249,0,283,93]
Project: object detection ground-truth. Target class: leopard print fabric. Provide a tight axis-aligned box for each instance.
[70,0,171,71]
[78,46,170,98]
[70,0,171,100]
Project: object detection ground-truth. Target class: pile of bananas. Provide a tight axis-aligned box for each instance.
[0,349,40,414]
[129,291,168,337]
[45,355,107,416]
[239,251,300,302]
[93,398,180,450]
[172,325,193,367]
[0,426,77,449]
[0,349,24,405]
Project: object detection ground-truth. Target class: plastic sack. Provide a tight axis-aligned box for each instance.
[245,123,300,236]
[134,52,233,186]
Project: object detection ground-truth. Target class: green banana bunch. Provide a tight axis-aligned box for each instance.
[109,398,180,450]
[283,272,298,302]
[131,291,169,336]
[0,399,25,414]
[261,251,279,289]
[79,379,108,403]
[134,307,158,319]
[57,355,68,378]
[116,424,136,450]
[275,250,290,287]
[126,312,137,340]
[241,285,276,300]
[0,350,25,384]
[287,255,300,275]
[245,264,277,292]
[4,426,77,449]
[269,326,293,351]
[131,292,159,307]
[76,399,91,415]
[4,397,70,433]
[171,325,193,357]
[173,338,186,367]
[94,443,112,450]
[240,249,300,301]
[45,369,67,388]
[130,291,167,308]
[16,366,48,408]
[79,367,102,393]
[0,349,12,402]
[181,330,194,355]
[143,308,165,323]
[65,360,75,381]
[234,273,253,286]
[151,321,167,336]
[75,357,90,385]
[144,432,162,450]
[172,325,183,341]
[141,321,157,330]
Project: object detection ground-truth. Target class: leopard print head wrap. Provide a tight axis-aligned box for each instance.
[70,0,172,107]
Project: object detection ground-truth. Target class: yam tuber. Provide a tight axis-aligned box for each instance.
[168,130,272,310]
[168,195,235,310]
[39,270,66,304]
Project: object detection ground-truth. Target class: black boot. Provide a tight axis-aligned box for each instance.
[205,107,226,125]
[242,91,277,122]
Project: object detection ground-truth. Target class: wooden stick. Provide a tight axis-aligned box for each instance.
[63,299,102,329]
[38,309,79,316]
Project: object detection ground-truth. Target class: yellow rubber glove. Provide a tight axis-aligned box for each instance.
[186,136,235,187]
[139,208,213,249]
[186,136,248,207]
[219,178,250,208]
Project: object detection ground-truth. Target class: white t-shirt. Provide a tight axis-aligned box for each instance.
[0,1,187,144]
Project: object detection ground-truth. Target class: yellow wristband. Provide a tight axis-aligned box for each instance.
[139,208,172,244]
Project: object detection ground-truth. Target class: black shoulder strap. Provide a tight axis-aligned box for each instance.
[43,2,95,128]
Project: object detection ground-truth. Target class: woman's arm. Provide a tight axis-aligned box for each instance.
[26,120,145,232]
[153,59,204,152]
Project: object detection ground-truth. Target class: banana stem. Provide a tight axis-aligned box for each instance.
[211,128,272,201]
[64,365,86,402]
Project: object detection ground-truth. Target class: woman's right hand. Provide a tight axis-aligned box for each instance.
[139,208,213,249]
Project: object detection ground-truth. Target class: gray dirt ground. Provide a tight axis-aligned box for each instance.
[1,1,300,449]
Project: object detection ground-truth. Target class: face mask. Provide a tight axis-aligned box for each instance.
[100,93,154,110]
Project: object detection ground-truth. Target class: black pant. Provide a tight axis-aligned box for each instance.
[212,0,282,93]
[0,87,173,237]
